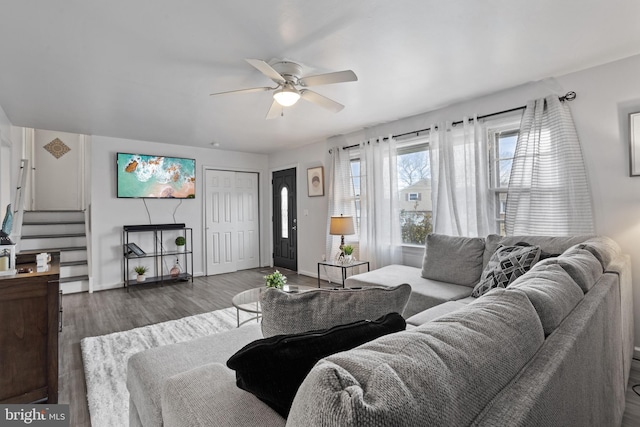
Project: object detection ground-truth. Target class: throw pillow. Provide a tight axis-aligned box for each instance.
[421,233,486,287]
[260,284,411,338]
[226,312,406,417]
[514,241,559,261]
[472,244,541,297]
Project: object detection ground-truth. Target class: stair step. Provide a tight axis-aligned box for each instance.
[22,233,86,239]
[23,211,85,223]
[60,260,87,267]
[20,246,87,255]
[59,274,89,284]
[23,221,85,226]
[25,210,84,212]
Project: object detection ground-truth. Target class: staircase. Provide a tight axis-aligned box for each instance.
[19,210,91,294]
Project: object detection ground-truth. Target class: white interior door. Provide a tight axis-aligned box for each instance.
[234,172,260,270]
[205,170,259,275]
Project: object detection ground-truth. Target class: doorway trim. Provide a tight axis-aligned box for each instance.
[202,165,264,276]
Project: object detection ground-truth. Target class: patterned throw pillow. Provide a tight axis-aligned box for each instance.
[472,244,542,297]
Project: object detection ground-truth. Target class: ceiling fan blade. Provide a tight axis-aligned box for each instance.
[210,87,273,96]
[300,90,344,112]
[299,70,357,87]
[246,59,286,84]
[265,99,282,120]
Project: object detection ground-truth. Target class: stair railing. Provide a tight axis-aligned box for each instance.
[11,159,28,250]
[85,204,93,293]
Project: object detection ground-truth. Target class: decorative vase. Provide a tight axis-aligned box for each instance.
[344,254,353,264]
[136,274,146,282]
[170,260,182,278]
[177,245,185,253]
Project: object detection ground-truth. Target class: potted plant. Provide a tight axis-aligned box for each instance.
[264,270,287,289]
[343,245,354,264]
[175,236,186,253]
[134,265,149,282]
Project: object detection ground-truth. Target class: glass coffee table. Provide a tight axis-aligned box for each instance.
[232,285,315,327]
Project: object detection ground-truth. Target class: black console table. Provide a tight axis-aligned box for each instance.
[122,224,193,289]
[317,260,370,288]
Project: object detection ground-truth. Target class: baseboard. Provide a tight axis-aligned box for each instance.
[297,269,317,279]
[634,346,640,360]
[93,282,123,292]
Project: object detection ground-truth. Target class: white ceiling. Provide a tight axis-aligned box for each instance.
[1,1,640,154]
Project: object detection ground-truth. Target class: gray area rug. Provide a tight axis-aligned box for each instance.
[81,307,256,427]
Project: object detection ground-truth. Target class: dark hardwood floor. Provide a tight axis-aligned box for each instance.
[59,267,640,426]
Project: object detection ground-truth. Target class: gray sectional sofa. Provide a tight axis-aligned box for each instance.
[127,234,633,427]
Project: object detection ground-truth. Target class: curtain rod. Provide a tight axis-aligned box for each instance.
[334,91,576,151]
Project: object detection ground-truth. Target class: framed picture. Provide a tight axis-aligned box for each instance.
[125,242,146,257]
[631,112,640,176]
[307,166,324,197]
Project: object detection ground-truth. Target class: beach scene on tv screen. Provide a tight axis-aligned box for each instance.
[118,153,195,198]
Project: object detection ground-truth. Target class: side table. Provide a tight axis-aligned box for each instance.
[317,260,370,288]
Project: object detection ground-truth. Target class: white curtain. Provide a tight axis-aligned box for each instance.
[505,95,594,235]
[428,117,494,237]
[326,145,356,263]
[358,136,402,269]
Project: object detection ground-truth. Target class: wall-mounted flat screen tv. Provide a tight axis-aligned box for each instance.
[117,153,196,199]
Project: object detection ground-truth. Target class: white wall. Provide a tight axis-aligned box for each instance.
[0,104,12,214]
[33,129,83,210]
[269,53,640,351]
[0,105,25,223]
[90,135,270,291]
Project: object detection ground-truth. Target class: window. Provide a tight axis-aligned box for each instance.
[397,139,432,245]
[280,186,288,239]
[488,119,520,235]
[349,137,433,246]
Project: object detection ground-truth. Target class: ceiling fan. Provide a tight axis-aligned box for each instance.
[209,59,358,119]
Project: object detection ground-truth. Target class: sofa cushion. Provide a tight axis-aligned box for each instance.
[509,263,584,336]
[227,312,405,417]
[483,234,593,268]
[260,284,411,338]
[286,289,544,426]
[127,324,263,427]
[472,244,541,297]
[421,233,485,286]
[405,300,468,326]
[161,362,285,427]
[345,264,473,318]
[536,247,603,293]
[574,236,621,270]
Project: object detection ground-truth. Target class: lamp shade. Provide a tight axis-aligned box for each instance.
[273,84,301,107]
[329,215,355,236]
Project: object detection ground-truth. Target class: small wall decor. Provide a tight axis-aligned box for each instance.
[307,166,324,196]
[43,138,71,159]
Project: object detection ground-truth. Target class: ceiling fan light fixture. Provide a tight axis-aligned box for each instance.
[273,84,301,106]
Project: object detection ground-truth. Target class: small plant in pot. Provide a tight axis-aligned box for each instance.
[134,265,149,282]
[342,245,354,263]
[264,270,287,289]
[175,236,186,252]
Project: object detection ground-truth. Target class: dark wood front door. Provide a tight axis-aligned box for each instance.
[272,168,297,271]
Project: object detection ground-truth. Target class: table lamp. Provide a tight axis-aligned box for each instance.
[329,214,355,258]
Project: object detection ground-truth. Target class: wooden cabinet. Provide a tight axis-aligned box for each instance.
[0,253,60,404]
